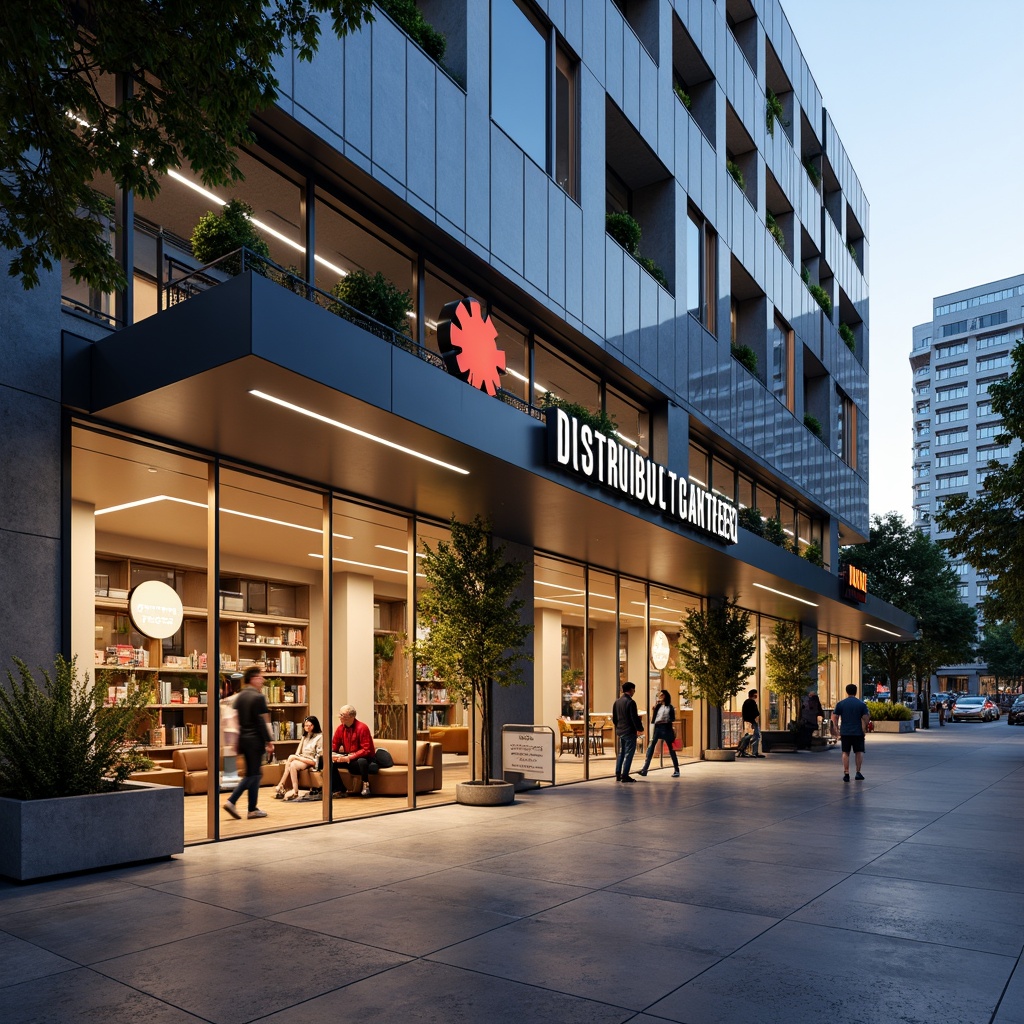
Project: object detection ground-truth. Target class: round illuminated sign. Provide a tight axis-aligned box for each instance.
[650,630,671,670]
[128,581,184,640]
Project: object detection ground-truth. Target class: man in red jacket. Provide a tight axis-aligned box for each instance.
[330,704,377,797]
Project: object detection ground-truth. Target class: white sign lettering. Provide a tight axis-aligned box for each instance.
[546,409,738,545]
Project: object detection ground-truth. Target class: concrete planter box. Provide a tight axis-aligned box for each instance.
[871,720,915,733]
[456,780,515,806]
[0,781,184,882]
[703,749,736,762]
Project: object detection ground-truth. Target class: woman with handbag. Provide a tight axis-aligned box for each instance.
[638,690,680,777]
[275,716,323,800]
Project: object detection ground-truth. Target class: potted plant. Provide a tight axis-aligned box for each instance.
[807,282,833,318]
[606,211,642,256]
[803,540,824,567]
[766,211,785,250]
[673,81,691,109]
[0,655,183,881]
[727,160,745,190]
[763,620,831,749]
[765,89,789,138]
[804,413,823,438]
[414,515,533,805]
[331,269,414,345]
[732,344,758,375]
[738,505,765,537]
[672,598,755,757]
[839,322,856,353]
[373,632,405,739]
[377,0,446,63]
[190,199,271,275]
[763,515,793,551]
[540,393,619,439]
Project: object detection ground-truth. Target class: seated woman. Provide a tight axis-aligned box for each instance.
[275,716,323,800]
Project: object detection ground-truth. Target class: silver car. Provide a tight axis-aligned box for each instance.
[950,696,998,722]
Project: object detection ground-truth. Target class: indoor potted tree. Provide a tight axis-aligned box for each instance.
[0,655,184,881]
[190,198,271,276]
[672,598,755,759]
[413,515,533,805]
[373,632,405,739]
[763,620,831,751]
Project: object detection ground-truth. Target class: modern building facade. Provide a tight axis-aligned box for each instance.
[910,272,1024,693]
[1,0,913,845]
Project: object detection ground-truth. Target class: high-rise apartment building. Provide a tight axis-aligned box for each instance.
[910,273,1024,691]
[1,0,913,849]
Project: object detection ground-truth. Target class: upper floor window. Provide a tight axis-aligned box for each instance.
[935,362,968,380]
[977,353,1010,372]
[935,384,967,402]
[934,341,968,358]
[977,422,1004,439]
[687,206,716,335]
[935,428,968,446]
[491,0,578,199]
[770,312,794,410]
[976,331,1011,351]
[837,387,857,468]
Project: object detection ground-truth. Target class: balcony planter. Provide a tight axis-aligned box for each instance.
[0,781,184,882]
[871,720,916,733]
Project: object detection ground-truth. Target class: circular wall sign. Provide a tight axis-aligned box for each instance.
[650,629,671,670]
[128,581,184,640]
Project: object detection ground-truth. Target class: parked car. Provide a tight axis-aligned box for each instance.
[930,693,955,711]
[1007,696,1024,726]
[950,696,999,722]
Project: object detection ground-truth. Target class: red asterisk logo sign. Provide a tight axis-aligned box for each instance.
[437,298,506,396]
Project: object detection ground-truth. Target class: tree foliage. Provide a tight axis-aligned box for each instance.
[331,270,414,335]
[936,343,1024,645]
[0,655,151,800]
[190,199,271,274]
[671,597,755,748]
[413,516,532,784]
[977,622,1024,691]
[843,512,976,700]
[0,0,375,291]
[764,620,830,723]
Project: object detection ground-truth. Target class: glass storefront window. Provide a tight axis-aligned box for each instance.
[534,340,600,412]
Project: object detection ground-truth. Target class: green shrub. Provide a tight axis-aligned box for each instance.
[674,82,691,109]
[766,212,785,249]
[803,413,822,438]
[847,241,857,260]
[378,0,446,62]
[638,255,669,289]
[540,393,618,438]
[606,211,642,256]
[808,282,833,318]
[866,700,914,721]
[804,158,821,188]
[766,89,789,137]
[727,160,745,190]
[801,264,810,285]
[738,506,765,537]
[190,199,270,274]
[839,322,856,352]
[732,344,758,374]
[331,270,413,336]
[803,540,824,567]
[763,516,793,551]
[0,655,151,800]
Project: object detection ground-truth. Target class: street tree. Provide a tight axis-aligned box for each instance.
[764,620,831,724]
[977,622,1024,694]
[413,516,532,786]
[672,598,755,748]
[0,0,375,292]
[936,343,1024,645]
[843,512,975,702]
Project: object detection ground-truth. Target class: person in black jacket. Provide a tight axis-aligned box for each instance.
[612,681,644,783]
[736,688,764,757]
[638,689,680,777]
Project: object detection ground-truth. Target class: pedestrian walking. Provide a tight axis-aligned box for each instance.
[612,681,644,783]
[736,688,764,757]
[223,666,275,820]
[638,689,680,777]
[830,682,870,782]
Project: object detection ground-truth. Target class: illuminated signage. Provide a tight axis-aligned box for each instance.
[546,408,738,545]
[840,563,868,604]
[437,298,506,396]
[650,630,671,670]
[128,580,184,639]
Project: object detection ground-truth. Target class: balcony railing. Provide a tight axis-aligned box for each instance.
[163,248,544,422]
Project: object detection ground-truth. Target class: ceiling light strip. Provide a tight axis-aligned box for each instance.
[752,582,818,607]
[864,623,901,638]
[250,390,469,475]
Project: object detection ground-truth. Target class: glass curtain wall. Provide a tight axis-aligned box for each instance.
[72,426,211,842]
[587,568,618,779]
[217,468,326,834]
[647,587,701,759]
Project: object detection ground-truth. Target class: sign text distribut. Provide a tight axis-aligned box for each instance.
[546,408,738,545]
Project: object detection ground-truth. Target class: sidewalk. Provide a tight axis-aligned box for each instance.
[1,723,1022,1024]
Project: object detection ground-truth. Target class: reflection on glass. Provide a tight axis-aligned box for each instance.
[491,0,547,170]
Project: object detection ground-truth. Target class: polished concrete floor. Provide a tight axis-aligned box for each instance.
[2,721,1022,1024]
